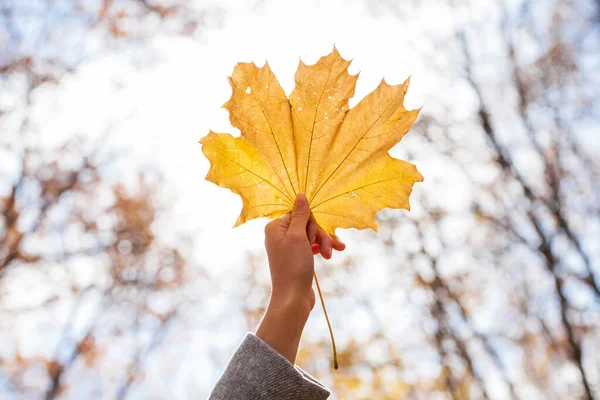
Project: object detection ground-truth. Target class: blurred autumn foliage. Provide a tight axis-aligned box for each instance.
[0,1,217,398]
[241,1,600,399]
[282,1,599,399]
[1,0,599,399]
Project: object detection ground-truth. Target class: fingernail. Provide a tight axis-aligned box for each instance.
[295,193,307,207]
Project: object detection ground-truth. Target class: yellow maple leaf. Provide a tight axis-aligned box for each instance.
[200,48,423,235]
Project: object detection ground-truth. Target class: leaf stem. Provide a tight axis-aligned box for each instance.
[313,271,338,369]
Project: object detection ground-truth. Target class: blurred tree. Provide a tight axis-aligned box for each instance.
[0,1,217,398]
[239,0,599,399]
[3,1,598,399]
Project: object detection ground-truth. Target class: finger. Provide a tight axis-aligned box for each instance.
[277,212,292,228]
[311,243,320,255]
[265,212,291,238]
[332,236,346,251]
[288,194,311,235]
[307,217,319,244]
[316,229,334,259]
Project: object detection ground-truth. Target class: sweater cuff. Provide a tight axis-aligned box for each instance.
[209,333,330,400]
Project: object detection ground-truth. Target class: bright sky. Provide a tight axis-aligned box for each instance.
[5,0,593,397]
[36,0,473,395]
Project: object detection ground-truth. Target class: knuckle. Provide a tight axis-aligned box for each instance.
[317,232,332,245]
[264,221,275,235]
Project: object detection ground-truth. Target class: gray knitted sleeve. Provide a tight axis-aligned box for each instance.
[209,333,331,400]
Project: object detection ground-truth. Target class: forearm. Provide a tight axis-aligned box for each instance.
[255,294,311,365]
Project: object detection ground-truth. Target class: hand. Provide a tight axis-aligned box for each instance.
[264,193,345,312]
[257,193,345,364]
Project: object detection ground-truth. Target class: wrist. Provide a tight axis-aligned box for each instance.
[270,290,313,320]
[255,292,311,365]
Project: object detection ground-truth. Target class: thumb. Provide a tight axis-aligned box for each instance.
[289,194,310,234]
